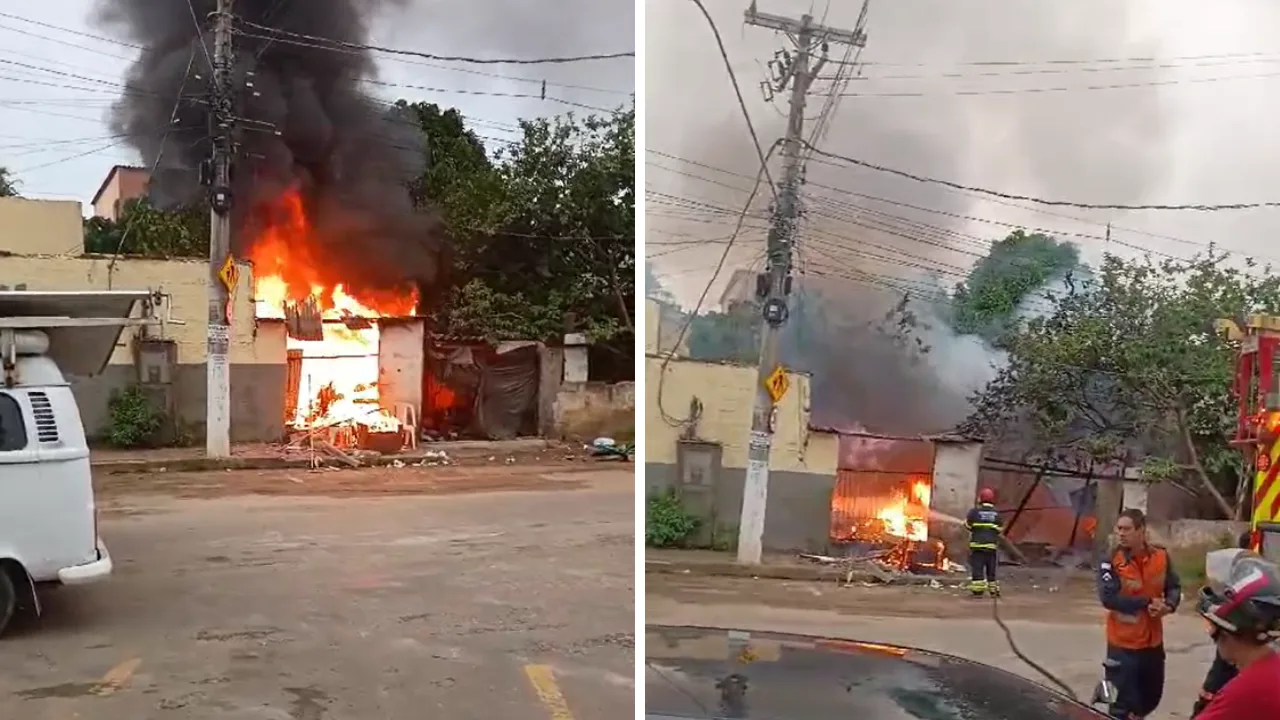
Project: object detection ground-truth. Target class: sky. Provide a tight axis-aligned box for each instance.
[0,1,634,213]
[646,0,1280,308]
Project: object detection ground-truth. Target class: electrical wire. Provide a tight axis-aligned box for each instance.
[686,0,775,199]
[0,11,142,50]
[235,20,633,65]
[654,140,781,428]
[0,11,630,99]
[800,140,1280,212]
[186,0,215,70]
[107,47,198,278]
[831,68,1280,98]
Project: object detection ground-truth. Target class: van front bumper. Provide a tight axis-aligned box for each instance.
[56,540,113,585]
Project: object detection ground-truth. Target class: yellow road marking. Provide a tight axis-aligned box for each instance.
[523,664,575,720]
[92,657,142,696]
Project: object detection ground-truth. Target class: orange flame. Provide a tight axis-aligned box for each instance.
[249,188,417,318]
[872,475,931,541]
[248,188,417,435]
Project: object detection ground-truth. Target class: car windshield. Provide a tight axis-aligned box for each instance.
[646,626,1105,720]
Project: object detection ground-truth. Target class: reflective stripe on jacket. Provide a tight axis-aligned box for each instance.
[1098,544,1182,650]
[965,503,1001,550]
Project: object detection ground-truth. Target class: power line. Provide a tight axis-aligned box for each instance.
[235,20,633,65]
[799,140,1280,212]
[652,138,782,428]
[828,54,1280,82]
[833,69,1280,98]
[848,49,1280,69]
[686,0,775,197]
[0,13,631,99]
[0,11,143,50]
[185,0,216,70]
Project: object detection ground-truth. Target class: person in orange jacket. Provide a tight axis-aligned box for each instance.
[1097,508,1182,720]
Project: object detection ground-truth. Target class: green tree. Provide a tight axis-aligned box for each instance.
[646,261,676,304]
[964,249,1280,517]
[82,198,208,257]
[950,230,1080,345]
[403,102,635,348]
[686,305,760,364]
[0,166,19,197]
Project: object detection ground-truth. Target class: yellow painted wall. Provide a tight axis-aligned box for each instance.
[645,298,660,354]
[645,354,837,475]
[0,197,84,256]
[0,253,274,366]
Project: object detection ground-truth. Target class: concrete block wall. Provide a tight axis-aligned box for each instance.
[554,381,635,439]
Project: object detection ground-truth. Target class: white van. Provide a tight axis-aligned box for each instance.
[0,289,159,636]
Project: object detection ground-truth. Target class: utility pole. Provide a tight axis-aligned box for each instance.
[736,4,866,564]
[206,0,236,457]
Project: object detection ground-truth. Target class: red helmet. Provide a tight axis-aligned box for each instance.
[1197,553,1280,642]
[978,488,996,503]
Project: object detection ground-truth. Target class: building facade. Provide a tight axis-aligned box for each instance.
[90,165,151,220]
[0,196,283,442]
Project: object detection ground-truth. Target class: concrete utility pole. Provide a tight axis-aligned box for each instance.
[736,4,865,564]
[206,0,236,457]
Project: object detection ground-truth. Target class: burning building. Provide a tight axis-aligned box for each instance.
[89,1,462,448]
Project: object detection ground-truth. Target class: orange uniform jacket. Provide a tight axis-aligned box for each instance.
[1097,544,1182,649]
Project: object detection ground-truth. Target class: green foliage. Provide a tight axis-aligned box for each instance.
[0,167,18,197]
[686,305,760,364]
[646,488,701,548]
[402,101,635,346]
[646,261,676,303]
[106,385,164,448]
[82,198,208,257]
[950,230,1080,345]
[965,248,1280,516]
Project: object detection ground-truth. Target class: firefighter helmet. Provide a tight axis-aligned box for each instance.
[1197,553,1280,642]
[978,487,996,503]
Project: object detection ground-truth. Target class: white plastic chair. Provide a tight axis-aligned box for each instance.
[395,403,418,450]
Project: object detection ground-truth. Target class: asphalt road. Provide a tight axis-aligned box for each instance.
[0,464,635,719]
[648,572,1216,720]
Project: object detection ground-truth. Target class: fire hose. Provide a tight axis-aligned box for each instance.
[931,510,1082,702]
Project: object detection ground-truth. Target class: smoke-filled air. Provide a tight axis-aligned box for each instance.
[92,0,442,302]
[647,0,1176,435]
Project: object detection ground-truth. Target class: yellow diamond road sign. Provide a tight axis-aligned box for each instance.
[765,365,789,403]
[217,255,239,294]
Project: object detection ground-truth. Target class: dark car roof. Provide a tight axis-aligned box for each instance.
[646,625,1106,720]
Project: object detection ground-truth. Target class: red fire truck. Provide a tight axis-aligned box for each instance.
[1221,314,1280,560]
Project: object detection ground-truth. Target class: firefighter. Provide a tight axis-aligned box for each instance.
[1191,532,1254,718]
[1098,508,1182,720]
[965,487,1002,597]
[1191,552,1280,720]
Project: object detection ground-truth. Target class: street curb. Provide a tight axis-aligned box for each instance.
[91,439,556,474]
[644,559,940,585]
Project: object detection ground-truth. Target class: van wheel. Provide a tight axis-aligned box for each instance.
[0,569,15,638]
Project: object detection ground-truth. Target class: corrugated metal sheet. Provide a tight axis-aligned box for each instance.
[830,469,930,541]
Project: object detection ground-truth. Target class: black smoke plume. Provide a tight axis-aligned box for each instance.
[93,0,442,298]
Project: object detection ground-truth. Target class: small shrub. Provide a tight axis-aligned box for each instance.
[106,385,163,448]
[646,488,700,548]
